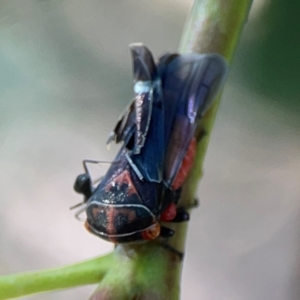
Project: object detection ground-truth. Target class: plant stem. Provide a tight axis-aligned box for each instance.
[166,0,253,260]
[0,254,113,300]
[179,0,252,57]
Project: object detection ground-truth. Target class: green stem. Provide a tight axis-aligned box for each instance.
[0,254,113,300]
[167,0,253,259]
[179,0,252,57]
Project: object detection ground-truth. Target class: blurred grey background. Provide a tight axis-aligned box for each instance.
[0,1,299,299]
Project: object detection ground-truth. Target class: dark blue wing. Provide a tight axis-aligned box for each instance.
[130,44,157,154]
[107,44,157,154]
[161,53,227,187]
[130,78,164,183]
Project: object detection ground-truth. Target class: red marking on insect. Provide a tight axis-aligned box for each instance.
[171,137,197,190]
[105,170,138,196]
[160,203,177,221]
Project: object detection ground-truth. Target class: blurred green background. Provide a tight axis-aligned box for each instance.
[0,1,299,299]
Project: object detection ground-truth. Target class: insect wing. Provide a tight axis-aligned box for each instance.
[107,100,135,146]
[106,44,157,154]
[162,53,227,188]
[130,80,164,183]
[130,44,157,154]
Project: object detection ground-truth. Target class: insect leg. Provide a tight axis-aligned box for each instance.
[158,228,184,260]
[82,159,115,174]
[170,207,190,222]
[161,242,184,260]
[160,226,175,238]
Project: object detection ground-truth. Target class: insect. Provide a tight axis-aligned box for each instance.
[73,44,227,244]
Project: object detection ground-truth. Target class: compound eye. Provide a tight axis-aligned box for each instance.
[74,174,92,198]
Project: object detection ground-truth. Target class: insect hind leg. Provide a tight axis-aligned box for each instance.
[161,242,184,260]
[158,227,184,260]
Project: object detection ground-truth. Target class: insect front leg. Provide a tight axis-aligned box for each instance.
[74,159,115,200]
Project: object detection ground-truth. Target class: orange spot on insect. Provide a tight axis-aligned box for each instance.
[160,203,177,221]
[141,223,161,240]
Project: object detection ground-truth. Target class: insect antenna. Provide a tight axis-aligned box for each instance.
[70,202,85,210]
[70,202,88,221]
[82,159,120,174]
